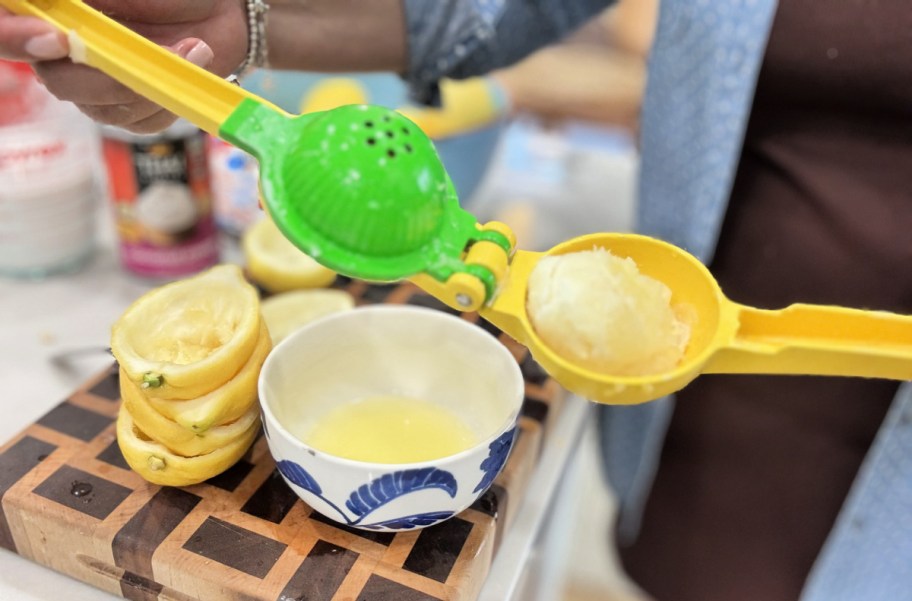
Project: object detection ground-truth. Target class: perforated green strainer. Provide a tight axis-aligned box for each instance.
[221,101,509,293]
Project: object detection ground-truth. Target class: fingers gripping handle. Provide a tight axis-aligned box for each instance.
[0,0,265,134]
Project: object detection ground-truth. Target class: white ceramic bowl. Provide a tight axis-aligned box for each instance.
[258,305,524,531]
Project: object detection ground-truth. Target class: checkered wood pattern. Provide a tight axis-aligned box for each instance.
[0,280,566,601]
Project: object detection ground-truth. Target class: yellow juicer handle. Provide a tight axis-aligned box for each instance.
[705,301,912,380]
[1,0,280,135]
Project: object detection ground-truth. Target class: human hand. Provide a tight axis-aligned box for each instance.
[0,0,247,133]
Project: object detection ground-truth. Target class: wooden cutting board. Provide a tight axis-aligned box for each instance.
[0,279,566,601]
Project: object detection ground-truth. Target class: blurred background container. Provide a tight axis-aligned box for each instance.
[0,61,105,279]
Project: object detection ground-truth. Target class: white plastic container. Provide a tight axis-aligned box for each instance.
[207,135,261,236]
[0,61,103,278]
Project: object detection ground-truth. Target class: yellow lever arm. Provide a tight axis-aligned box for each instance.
[705,302,912,380]
[408,221,515,312]
[0,0,276,135]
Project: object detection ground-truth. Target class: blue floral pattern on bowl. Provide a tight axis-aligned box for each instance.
[275,426,516,530]
[277,461,459,530]
[474,427,517,494]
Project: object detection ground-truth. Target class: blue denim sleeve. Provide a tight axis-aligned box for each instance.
[403,0,614,104]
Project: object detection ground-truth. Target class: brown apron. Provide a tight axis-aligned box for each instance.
[620,1,912,599]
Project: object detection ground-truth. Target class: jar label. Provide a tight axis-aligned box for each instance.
[104,129,219,279]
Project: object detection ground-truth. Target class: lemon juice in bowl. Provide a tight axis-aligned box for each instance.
[294,394,479,464]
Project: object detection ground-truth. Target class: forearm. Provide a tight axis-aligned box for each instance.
[265,0,408,73]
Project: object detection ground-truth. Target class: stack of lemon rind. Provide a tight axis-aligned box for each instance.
[112,265,272,487]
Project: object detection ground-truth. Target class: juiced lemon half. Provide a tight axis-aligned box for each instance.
[147,321,272,433]
[260,288,355,344]
[116,406,259,487]
[121,369,262,457]
[111,264,261,400]
[242,216,337,293]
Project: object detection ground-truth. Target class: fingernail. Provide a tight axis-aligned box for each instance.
[24,32,67,59]
[184,41,214,67]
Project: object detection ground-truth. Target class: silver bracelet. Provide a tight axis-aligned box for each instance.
[233,0,270,80]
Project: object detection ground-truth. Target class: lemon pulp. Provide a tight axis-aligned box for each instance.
[296,395,478,464]
[526,248,691,376]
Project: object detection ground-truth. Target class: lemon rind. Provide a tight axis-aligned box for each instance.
[116,406,260,487]
[242,217,338,293]
[147,321,271,432]
[111,264,261,399]
[120,373,260,457]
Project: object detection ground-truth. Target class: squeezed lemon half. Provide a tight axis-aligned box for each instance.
[111,264,262,400]
[146,320,271,433]
[121,371,261,457]
[111,263,270,486]
[242,216,337,293]
[116,406,259,487]
[260,288,355,344]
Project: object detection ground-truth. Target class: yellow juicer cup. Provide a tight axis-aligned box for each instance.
[476,233,912,405]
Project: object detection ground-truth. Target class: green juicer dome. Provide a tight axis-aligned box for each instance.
[281,105,450,258]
